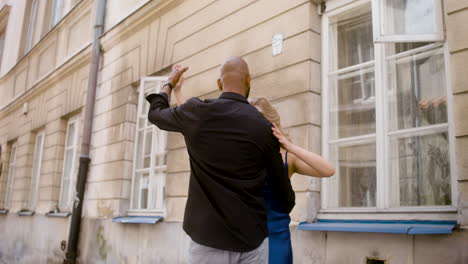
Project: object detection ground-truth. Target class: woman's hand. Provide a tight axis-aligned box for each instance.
[273,123,335,178]
[272,123,292,151]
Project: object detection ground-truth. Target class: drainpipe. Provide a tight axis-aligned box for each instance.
[64,0,106,263]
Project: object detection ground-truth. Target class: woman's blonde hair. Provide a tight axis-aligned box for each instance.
[249,97,289,138]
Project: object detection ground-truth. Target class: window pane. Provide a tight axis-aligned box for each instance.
[330,142,377,207]
[32,134,44,176]
[143,129,153,168]
[387,46,447,131]
[143,155,151,168]
[153,173,165,210]
[136,130,144,169]
[63,149,74,178]
[60,178,70,208]
[383,0,436,36]
[25,0,39,53]
[394,42,428,53]
[138,117,146,129]
[51,0,63,27]
[30,134,44,208]
[330,68,376,139]
[9,146,16,166]
[131,173,141,208]
[140,174,149,209]
[390,132,451,206]
[144,130,152,155]
[148,174,160,209]
[60,146,74,209]
[140,188,148,209]
[66,123,76,147]
[0,31,5,66]
[336,13,374,69]
[142,100,150,116]
[5,145,17,208]
[132,172,150,209]
[5,166,15,207]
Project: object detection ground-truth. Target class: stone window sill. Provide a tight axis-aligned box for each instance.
[46,211,71,218]
[17,210,35,216]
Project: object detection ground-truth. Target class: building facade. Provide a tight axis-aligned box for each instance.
[0,0,467,263]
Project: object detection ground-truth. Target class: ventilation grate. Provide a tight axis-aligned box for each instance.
[366,257,385,264]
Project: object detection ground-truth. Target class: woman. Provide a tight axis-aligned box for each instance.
[249,98,335,264]
[172,77,335,264]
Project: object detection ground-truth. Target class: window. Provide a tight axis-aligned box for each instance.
[322,0,454,211]
[50,0,64,28]
[129,77,168,215]
[372,0,444,42]
[0,5,8,71]
[22,0,39,55]
[0,29,5,70]
[4,143,17,209]
[59,118,79,210]
[28,131,45,210]
[41,0,63,37]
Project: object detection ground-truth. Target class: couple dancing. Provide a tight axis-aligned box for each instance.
[146,57,334,264]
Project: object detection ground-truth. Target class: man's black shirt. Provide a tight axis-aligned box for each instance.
[146,91,295,252]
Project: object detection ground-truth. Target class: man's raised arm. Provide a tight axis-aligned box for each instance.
[145,65,191,132]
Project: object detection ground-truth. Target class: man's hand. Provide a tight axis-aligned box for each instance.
[173,75,187,105]
[169,64,189,87]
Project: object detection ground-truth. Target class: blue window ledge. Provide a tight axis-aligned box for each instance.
[112,216,162,224]
[298,219,457,234]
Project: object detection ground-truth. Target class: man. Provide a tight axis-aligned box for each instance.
[146,57,295,264]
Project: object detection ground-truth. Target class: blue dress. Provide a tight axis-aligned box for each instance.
[263,152,293,264]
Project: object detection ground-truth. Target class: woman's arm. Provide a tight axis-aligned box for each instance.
[272,124,335,178]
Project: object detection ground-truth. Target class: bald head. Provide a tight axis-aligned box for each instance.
[217,57,251,97]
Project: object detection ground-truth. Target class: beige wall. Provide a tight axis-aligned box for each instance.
[0,0,91,106]
[446,0,468,226]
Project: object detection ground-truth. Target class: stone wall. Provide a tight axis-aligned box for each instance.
[446,0,468,227]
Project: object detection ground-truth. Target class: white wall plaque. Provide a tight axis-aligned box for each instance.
[272,33,283,56]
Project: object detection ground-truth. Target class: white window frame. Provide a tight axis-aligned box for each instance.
[50,0,63,28]
[320,0,457,219]
[371,0,445,43]
[28,131,45,210]
[128,77,168,216]
[58,118,79,211]
[24,0,39,54]
[5,142,17,209]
